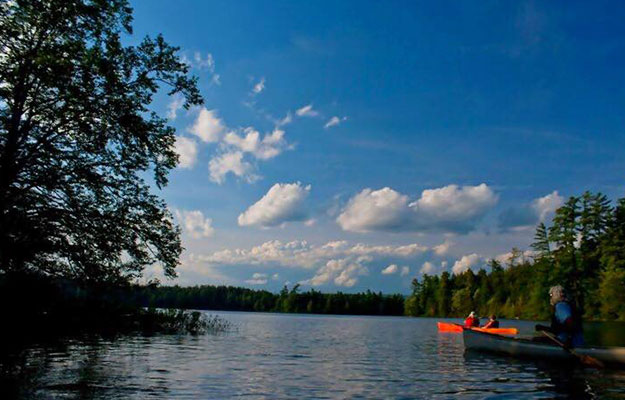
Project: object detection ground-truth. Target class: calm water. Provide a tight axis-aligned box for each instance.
[2,312,625,399]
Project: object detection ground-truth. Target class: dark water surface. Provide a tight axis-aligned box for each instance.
[2,312,625,399]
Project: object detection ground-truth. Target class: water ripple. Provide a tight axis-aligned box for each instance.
[1,314,624,399]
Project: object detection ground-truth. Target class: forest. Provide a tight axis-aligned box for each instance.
[136,284,406,316]
[405,192,625,321]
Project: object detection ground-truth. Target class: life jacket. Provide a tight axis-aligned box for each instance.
[550,301,584,346]
[464,317,480,328]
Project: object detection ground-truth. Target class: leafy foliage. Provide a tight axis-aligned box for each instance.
[0,0,202,283]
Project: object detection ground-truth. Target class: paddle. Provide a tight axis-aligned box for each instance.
[541,330,604,369]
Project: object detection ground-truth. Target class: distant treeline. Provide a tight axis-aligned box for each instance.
[136,284,406,316]
[406,192,625,321]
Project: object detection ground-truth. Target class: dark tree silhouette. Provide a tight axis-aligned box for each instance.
[0,0,202,283]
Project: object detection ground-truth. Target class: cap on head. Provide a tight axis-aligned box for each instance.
[469,311,476,317]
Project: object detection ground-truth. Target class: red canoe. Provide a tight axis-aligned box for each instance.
[437,321,518,335]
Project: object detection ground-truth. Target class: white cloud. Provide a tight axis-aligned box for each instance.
[452,253,482,274]
[337,184,498,233]
[245,272,268,285]
[336,187,409,233]
[493,250,536,266]
[167,95,184,120]
[498,190,564,230]
[420,261,436,274]
[276,112,293,127]
[382,264,398,275]
[532,191,564,221]
[187,52,220,85]
[324,116,347,129]
[174,210,215,239]
[409,184,498,230]
[296,104,319,117]
[209,151,257,184]
[188,108,225,143]
[174,136,198,169]
[272,273,280,280]
[345,243,428,257]
[251,77,265,95]
[195,238,432,288]
[433,240,452,256]
[238,182,311,227]
[196,239,427,270]
[224,127,289,160]
[193,52,215,70]
[303,258,368,287]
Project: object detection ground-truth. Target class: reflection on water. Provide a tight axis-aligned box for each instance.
[1,313,625,399]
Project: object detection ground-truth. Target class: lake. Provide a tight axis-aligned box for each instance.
[2,312,625,399]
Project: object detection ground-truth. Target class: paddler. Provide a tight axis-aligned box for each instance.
[535,285,584,347]
[482,314,499,329]
[464,311,480,328]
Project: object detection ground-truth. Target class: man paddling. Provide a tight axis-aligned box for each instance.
[464,311,480,328]
[482,315,499,329]
[535,285,584,347]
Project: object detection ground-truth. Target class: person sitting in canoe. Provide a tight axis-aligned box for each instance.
[464,311,480,328]
[481,314,499,329]
[535,285,584,347]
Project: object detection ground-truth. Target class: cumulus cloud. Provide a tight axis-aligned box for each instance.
[224,127,289,160]
[188,108,225,143]
[196,239,427,270]
[420,261,436,275]
[493,250,536,266]
[452,254,482,274]
[324,116,347,129]
[238,182,311,227]
[199,115,292,184]
[174,210,215,239]
[336,187,409,233]
[337,184,498,233]
[409,184,498,231]
[498,191,564,231]
[382,264,398,275]
[167,95,184,120]
[245,272,268,285]
[296,104,319,117]
[174,136,198,169]
[195,239,430,288]
[433,240,452,256]
[303,258,368,287]
[209,151,257,184]
[532,191,564,221]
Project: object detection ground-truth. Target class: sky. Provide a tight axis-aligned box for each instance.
[129,0,625,293]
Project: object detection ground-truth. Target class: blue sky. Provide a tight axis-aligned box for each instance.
[130,1,625,293]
